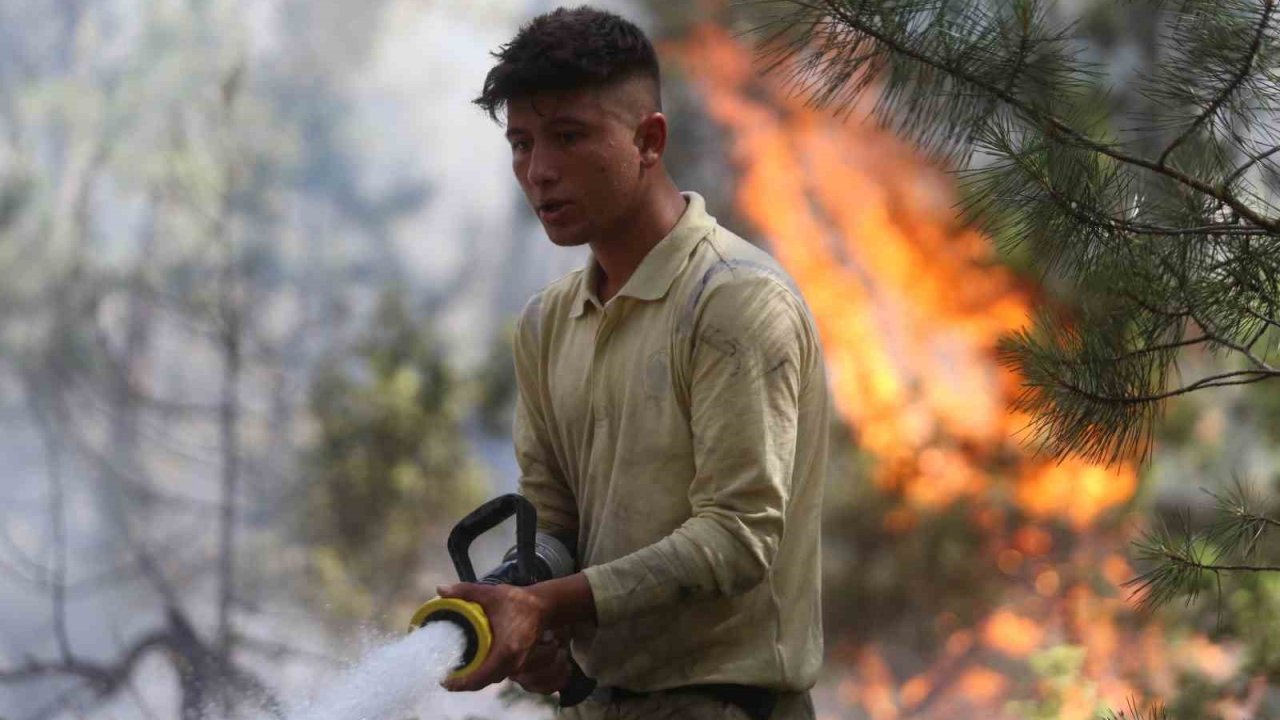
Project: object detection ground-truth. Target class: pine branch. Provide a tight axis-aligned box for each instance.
[1128,482,1280,617]
[751,1,1280,461]
[999,301,1278,463]
[1226,143,1280,187]
[1203,480,1280,558]
[1100,697,1170,720]
[967,129,1267,242]
[756,0,1280,231]
[1057,368,1277,404]
[1241,304,1280,333]
[1126,514,1219,614]
[1157,0,1277,167]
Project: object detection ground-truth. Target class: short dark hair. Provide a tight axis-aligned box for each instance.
[474,6,661,122]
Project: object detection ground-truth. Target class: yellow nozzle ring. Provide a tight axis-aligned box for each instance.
[409,596,492,681]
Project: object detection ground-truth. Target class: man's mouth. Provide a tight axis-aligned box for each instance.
[538,200,574,223]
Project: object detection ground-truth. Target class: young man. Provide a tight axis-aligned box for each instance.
[436,6,828,719]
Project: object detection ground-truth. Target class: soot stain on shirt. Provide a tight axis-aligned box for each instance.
[698,324,745,376]
[763,357,789,377]
[677,258,800,337]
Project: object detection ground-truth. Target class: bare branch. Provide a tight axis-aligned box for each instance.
[1225,144,1280,188]
[233,630,344,667]
[1054,367,1279,405]
[1098,334,1212,364]
[0,630,169,692]
[43,415,72,662]
[215,57,249,665]
[1187,306,1277,372]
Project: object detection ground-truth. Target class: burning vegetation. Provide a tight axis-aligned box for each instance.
[670,25,1254,719]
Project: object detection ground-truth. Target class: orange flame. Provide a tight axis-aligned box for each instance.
[983,609,1044,657]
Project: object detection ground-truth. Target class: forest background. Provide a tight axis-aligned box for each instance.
[3,1,1279,719]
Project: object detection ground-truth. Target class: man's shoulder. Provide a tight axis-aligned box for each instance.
[517,266,587,341]
[675,224,807,322]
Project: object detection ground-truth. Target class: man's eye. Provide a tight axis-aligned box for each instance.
[558,132,580,144]
[511,140,531,153]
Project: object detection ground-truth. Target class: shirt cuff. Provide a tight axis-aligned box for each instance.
[582,563,629,627]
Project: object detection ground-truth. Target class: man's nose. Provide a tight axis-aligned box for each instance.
[526,145,560,187]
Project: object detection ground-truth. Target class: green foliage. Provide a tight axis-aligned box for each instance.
[1228,571,1280,679]
[823,494,1002,653]
[1253,377,1280,438]
[303,289,484,619]
[1160,670,1221,720]
[475,326,518,436]
[1006,645,1099,720]
[1008,646,1179,719]
[0,172,31,232]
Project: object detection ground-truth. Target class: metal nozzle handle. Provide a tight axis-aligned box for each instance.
[447,493,537,584]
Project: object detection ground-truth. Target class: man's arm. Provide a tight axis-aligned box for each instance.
[511,295,578,536]
[582,276,813,625]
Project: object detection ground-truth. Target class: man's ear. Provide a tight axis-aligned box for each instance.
[634,112,668,168]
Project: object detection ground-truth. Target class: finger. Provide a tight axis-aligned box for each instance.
[443,658,505,692]
[442,641,514,692]
[436,582,485,601]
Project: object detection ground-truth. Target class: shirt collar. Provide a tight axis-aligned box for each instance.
[568,192,715,319]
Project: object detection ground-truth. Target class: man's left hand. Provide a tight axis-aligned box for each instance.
[437,582,549,692]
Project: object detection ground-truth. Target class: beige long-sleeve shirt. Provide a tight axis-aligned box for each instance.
[515,192,828,692]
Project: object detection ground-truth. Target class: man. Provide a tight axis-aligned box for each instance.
[436,6,828,719]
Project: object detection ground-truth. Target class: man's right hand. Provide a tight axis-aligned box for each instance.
[511,631,572,695]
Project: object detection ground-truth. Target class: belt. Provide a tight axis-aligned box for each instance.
[589,683,779,720]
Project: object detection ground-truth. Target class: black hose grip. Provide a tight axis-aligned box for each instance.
[558,657,597,708]
[447,493,537,584]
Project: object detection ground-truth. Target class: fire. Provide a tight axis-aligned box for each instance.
[983,610,1043,657]
[669,22,1241,719]
[672,26,1134,526]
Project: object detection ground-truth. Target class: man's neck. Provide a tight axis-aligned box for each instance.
[590,181,687,304]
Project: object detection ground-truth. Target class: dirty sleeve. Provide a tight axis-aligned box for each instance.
[582,277,813,626]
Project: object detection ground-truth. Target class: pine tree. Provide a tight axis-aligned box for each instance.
[745,0,1280,611]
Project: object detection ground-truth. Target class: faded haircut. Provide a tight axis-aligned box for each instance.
[474,5,661,122]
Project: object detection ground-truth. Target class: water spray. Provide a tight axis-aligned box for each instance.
[409,493,595,706]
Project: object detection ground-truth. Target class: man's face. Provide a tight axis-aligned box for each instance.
[505,84,650,247]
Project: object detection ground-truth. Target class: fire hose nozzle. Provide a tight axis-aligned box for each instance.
[408,596,492,680]
[408,494,576,682]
